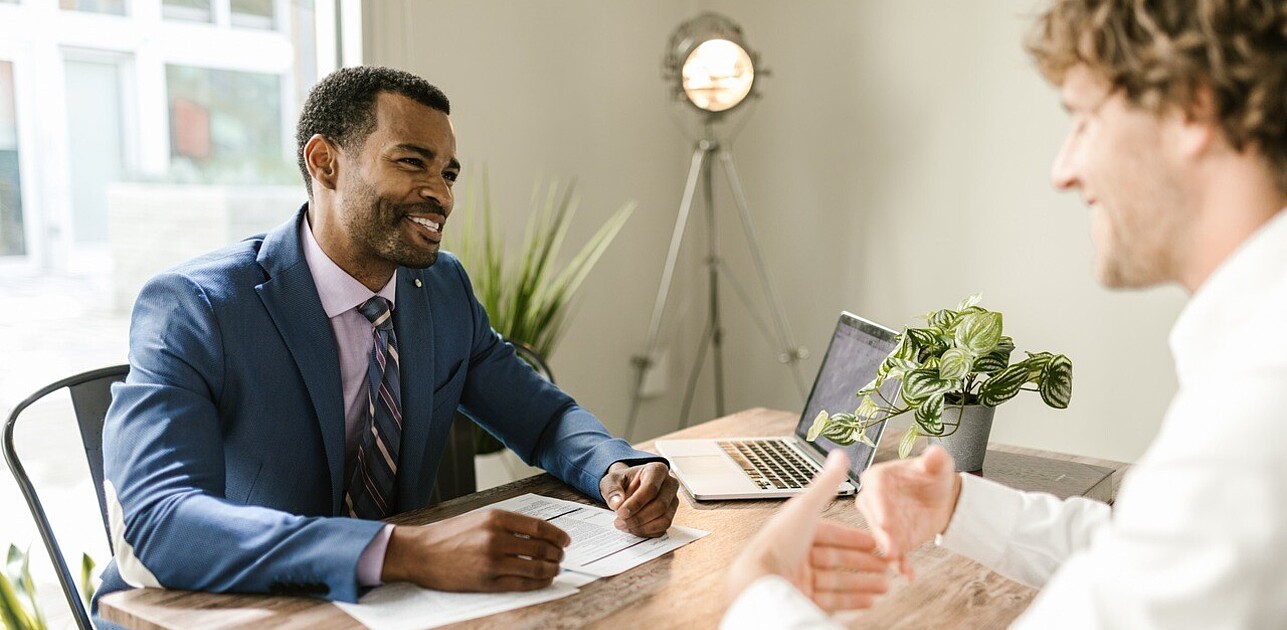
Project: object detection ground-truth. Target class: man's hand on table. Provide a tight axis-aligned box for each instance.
[381,509,571,591]
[855,445,962,580]
[599,461,680,537]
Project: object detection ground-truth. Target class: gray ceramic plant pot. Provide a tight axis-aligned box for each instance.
[929,404,996,472]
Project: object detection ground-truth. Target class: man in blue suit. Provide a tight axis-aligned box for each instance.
[95,66,679,614]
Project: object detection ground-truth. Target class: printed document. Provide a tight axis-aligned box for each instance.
[334,493,709,630]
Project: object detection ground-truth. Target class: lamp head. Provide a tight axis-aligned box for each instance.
[663,12,759,115]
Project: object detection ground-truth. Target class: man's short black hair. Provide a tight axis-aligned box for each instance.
[295,65,451,197]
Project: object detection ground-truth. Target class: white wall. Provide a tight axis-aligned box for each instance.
[366,0,1187,463]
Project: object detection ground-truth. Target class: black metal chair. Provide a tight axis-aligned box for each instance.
[432,338,555,505]
[3,346,556,624]
[3,364,128,630]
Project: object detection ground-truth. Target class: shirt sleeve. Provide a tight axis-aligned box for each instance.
[941,372,1287,628]
[356,524,394,586]
[937,473,1111,588]
[720,576,840,630]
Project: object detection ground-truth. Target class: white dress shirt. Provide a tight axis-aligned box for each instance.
[722,209,1287,629]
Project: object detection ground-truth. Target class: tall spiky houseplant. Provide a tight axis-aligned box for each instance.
[453,172,634,454]
[0,544,96,630]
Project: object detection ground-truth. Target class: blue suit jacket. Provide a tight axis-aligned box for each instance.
[97,207,659,605]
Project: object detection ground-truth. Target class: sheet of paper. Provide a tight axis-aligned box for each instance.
[488,493,710,577]
[333,493,708,630]
[334,577,579,630]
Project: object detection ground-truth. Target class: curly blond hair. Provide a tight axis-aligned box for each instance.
[1026,0,1287,192]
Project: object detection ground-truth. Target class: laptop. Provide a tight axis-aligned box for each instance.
[656,312,899,500]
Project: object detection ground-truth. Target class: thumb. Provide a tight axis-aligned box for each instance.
[785,450,850,517]
[920,445,952,477]
[602,470,628,510]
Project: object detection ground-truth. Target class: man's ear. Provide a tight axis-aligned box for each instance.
[1176,83,1222,159]
[304,134,341,192]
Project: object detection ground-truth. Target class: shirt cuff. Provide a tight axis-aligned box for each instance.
[357,524,395,587]
[721,575,834,629]
[935,473,1023,568]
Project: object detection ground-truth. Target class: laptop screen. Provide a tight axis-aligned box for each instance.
[793,312,900,480]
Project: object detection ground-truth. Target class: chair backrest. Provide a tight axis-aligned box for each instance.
[3,364,128,630]
[431,339,555,505]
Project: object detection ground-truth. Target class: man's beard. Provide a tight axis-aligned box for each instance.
[344,179,443,270]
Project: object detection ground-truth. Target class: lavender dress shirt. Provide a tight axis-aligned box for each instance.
[300,219,396,586]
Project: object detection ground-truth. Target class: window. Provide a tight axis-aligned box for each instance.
[163,0,213,23]
[167,65,287,182]
[0,60,24,257]
[231,0,275,30]
[59,0,127,15]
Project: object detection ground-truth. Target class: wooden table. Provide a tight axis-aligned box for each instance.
[100,408,1126,629]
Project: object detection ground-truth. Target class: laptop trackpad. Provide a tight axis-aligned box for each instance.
[673,454,734,476]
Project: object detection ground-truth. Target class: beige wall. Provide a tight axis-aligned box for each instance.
[366,0,1187,463]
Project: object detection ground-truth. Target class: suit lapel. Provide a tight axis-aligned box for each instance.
[393,267,435,510]
[254,207,347,512]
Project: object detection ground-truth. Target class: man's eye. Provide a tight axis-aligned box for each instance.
[400,158,423,168]
[444,171,459,183]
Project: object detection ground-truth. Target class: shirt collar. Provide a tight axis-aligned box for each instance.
[300,214,397,319]
[1170,208,1287,384]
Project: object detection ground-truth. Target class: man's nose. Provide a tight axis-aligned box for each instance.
[1050,134,1078,191]
[418,181,452,213]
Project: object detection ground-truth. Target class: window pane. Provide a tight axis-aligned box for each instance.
[162,0,212,23]
[231,0,275,30]
[0,61,25,256]
[66,60,125,245]
[166,65,287,182]
[59,0,127,14]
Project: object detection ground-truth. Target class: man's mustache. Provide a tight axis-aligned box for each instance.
[397,200,446,217]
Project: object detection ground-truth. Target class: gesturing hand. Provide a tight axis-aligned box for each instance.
[599,461,680,537]
[855,445,962,580]
[381,509,571,592]
[727,451,890,612]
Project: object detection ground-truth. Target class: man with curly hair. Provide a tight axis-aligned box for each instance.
[724,0,1287,627]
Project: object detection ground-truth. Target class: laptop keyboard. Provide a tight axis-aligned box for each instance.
[717,439,819,490]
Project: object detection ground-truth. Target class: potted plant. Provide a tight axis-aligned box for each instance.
[453,171,634,458]
[806,295,1073,471]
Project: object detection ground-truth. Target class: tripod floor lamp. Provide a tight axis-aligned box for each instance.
[625,13,808,441]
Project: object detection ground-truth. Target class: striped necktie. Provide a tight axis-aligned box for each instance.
[344,296,403,520]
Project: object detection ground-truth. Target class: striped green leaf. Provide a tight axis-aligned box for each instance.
[901,369,955,405]
[894,335,919,361]
[820,413,860,445]
[906,328,939,351]
[973,336,1015,375]
[915,393,945,429]
[978,363,1028,407]
[806,410,829,441]
[856,395,881,419]
[1022,352,1054,382]
[898,424,920,458]
[938,348,972,380]
[1039,354,1074,409]
[955,312,1004,355]
[857,377,878,397]
[956,293,983,311]
[928,309,958,330]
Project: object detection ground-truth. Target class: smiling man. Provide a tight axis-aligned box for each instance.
[94,66,677,619]
[723,0,1287,627]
